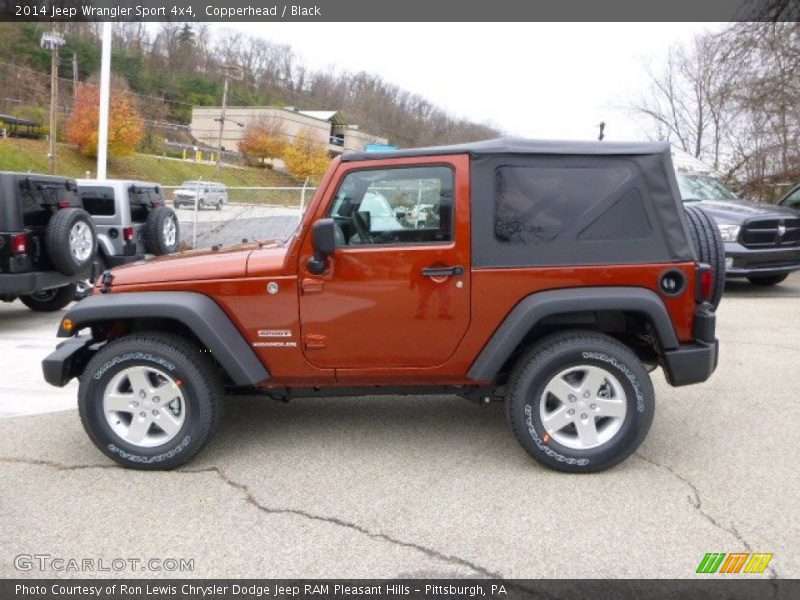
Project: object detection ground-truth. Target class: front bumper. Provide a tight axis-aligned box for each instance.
[724,241,800,277]
[42,335,96,387]
[0,266,91,297]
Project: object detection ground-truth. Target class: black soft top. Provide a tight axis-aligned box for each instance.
[345,138,695,268]
[343,137,671,162]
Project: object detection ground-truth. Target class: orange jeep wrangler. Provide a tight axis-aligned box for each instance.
[43,139,722,472]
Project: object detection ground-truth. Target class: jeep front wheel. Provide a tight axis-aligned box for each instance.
[78,332,222,469]
[506,330,654,473]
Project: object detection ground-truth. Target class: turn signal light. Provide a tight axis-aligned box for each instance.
[11,233,27,254]
[700,270,713,301]
[62,318,73,332]
[122,227,135,242]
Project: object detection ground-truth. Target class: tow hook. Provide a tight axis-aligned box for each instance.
[100,270,114,294]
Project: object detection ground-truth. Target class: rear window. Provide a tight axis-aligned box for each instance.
[19,179,74,227]
[79,186,115,216]
[493,166,650,243]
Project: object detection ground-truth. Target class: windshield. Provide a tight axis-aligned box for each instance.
[676,174,739,202]
[180,181,201,187]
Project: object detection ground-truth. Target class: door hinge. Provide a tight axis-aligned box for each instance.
[303,334,327,350]
[302,278,324,294]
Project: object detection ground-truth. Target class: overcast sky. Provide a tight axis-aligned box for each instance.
[225,22,723,142]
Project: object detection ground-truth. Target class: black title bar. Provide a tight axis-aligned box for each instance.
[0,0,798,22]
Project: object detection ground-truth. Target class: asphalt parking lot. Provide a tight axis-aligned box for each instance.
[1,273,798,580]
[176,203,301,248]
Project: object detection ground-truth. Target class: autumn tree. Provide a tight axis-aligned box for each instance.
[282,130,331,179]
[238,117,286,165]
[66,83,144,157]
[633,23,800,200]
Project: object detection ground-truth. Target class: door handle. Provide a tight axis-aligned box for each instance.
[421,265,464,277]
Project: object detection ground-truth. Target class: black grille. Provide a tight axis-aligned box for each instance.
[740,217,800,248]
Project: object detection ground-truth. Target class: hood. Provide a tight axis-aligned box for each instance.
[109,243,259,287]
[688,198,800,224]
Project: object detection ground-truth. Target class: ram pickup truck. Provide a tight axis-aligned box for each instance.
[43,138,722,472]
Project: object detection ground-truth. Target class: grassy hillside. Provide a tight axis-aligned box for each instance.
[0,138,301,187]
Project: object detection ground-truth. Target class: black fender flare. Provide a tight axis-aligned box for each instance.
[59,291,270,386]
[467,286,679,382]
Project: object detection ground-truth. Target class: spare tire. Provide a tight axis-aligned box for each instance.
[683,204,725,308]
[46,208,97,276]
[144,206,180,255]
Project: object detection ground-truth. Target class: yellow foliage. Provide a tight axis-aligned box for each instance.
[282,129,331,179]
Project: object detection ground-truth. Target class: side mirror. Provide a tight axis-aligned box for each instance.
[308,218,336,275]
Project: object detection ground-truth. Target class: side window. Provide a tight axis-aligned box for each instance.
[328,166,454,246]
[79,186,116,216]
[786,188,800,208]
[494,166,641,243]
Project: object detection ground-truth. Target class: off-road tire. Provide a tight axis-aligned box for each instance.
[19,284,76,312]
[144,206,180,255]
[78,332,222,470]
[747,274,788,286]
[683,205,725,308]
[46,208,97,275]
[505,330,655,473]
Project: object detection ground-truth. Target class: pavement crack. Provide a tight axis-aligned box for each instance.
[635,453,779,582]
[182,465,502,579]
[0,456,118,471]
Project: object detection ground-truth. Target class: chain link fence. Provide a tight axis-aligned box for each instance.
[161,184,315,249]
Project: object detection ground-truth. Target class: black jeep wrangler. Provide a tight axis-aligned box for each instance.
[0,172,98,311]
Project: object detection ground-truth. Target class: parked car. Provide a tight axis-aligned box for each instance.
[44,138,720,473]
[74,180,179,299]
[173,181,228,210]
[676,172,800,286]
[0,172,97,311]
[778,183,800,210]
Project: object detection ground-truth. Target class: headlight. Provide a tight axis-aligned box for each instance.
[717,224,740,242]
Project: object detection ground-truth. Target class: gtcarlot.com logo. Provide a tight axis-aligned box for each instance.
[14,553,194,573]
[696,552,773,574]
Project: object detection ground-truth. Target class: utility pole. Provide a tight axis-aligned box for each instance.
[215,65,240,177]
[41,31,65,174]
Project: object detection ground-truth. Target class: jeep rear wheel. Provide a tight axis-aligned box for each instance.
[46,208,97,275]
[78,332,222,469]
[144,206,180,255]
[505,330,654,473]
[683,205,725,308]
[19,284,76,312]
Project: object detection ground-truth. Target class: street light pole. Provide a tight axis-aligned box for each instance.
[41,31,65,174]
[96,22,112,180]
